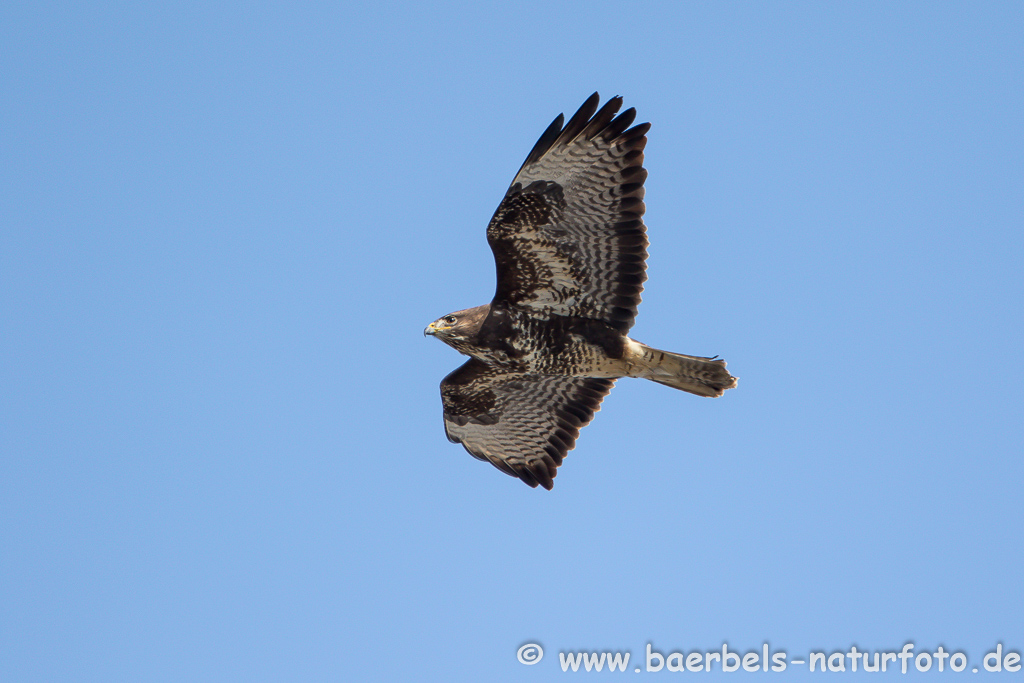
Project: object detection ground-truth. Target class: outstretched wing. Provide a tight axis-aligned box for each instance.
[440,359,614,490]
[486,93,650,334]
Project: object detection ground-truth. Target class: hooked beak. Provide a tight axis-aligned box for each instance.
[423,322,436,337]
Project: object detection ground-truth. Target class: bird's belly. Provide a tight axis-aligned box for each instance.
[516,334,628,378]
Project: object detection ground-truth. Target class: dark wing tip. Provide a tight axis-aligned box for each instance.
[621,121,652,144]
[601,106,637,140]
[516,113,564,175]
[551,92,603,149]
[529,456,558,490]
[513,93,631,180]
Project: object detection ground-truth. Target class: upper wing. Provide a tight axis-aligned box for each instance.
[440,358,614,490]
[486,93,650,334]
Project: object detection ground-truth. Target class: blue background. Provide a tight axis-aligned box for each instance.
[2,2,1021,680]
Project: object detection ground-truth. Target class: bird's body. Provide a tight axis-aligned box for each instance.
[436,303,622,374]
[426,94,737,489]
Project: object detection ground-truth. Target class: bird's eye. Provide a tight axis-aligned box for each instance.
[443,316,457,325]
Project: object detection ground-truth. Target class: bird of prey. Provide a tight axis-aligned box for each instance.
[425,93,737,490]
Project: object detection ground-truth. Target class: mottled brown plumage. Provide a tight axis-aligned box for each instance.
[425,94,737,490]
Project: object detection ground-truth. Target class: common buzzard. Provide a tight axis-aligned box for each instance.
[425,94,737,489]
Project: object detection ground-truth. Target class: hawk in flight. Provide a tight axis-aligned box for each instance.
[425,94,737,489]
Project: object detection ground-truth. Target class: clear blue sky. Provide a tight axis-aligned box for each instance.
[2,2,1021,681]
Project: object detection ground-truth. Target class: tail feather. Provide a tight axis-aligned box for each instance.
[628,341,738,398]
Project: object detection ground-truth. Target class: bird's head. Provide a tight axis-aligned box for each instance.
[424,304,490,352]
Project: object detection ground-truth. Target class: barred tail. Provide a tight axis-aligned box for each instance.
[626,340,738,398]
